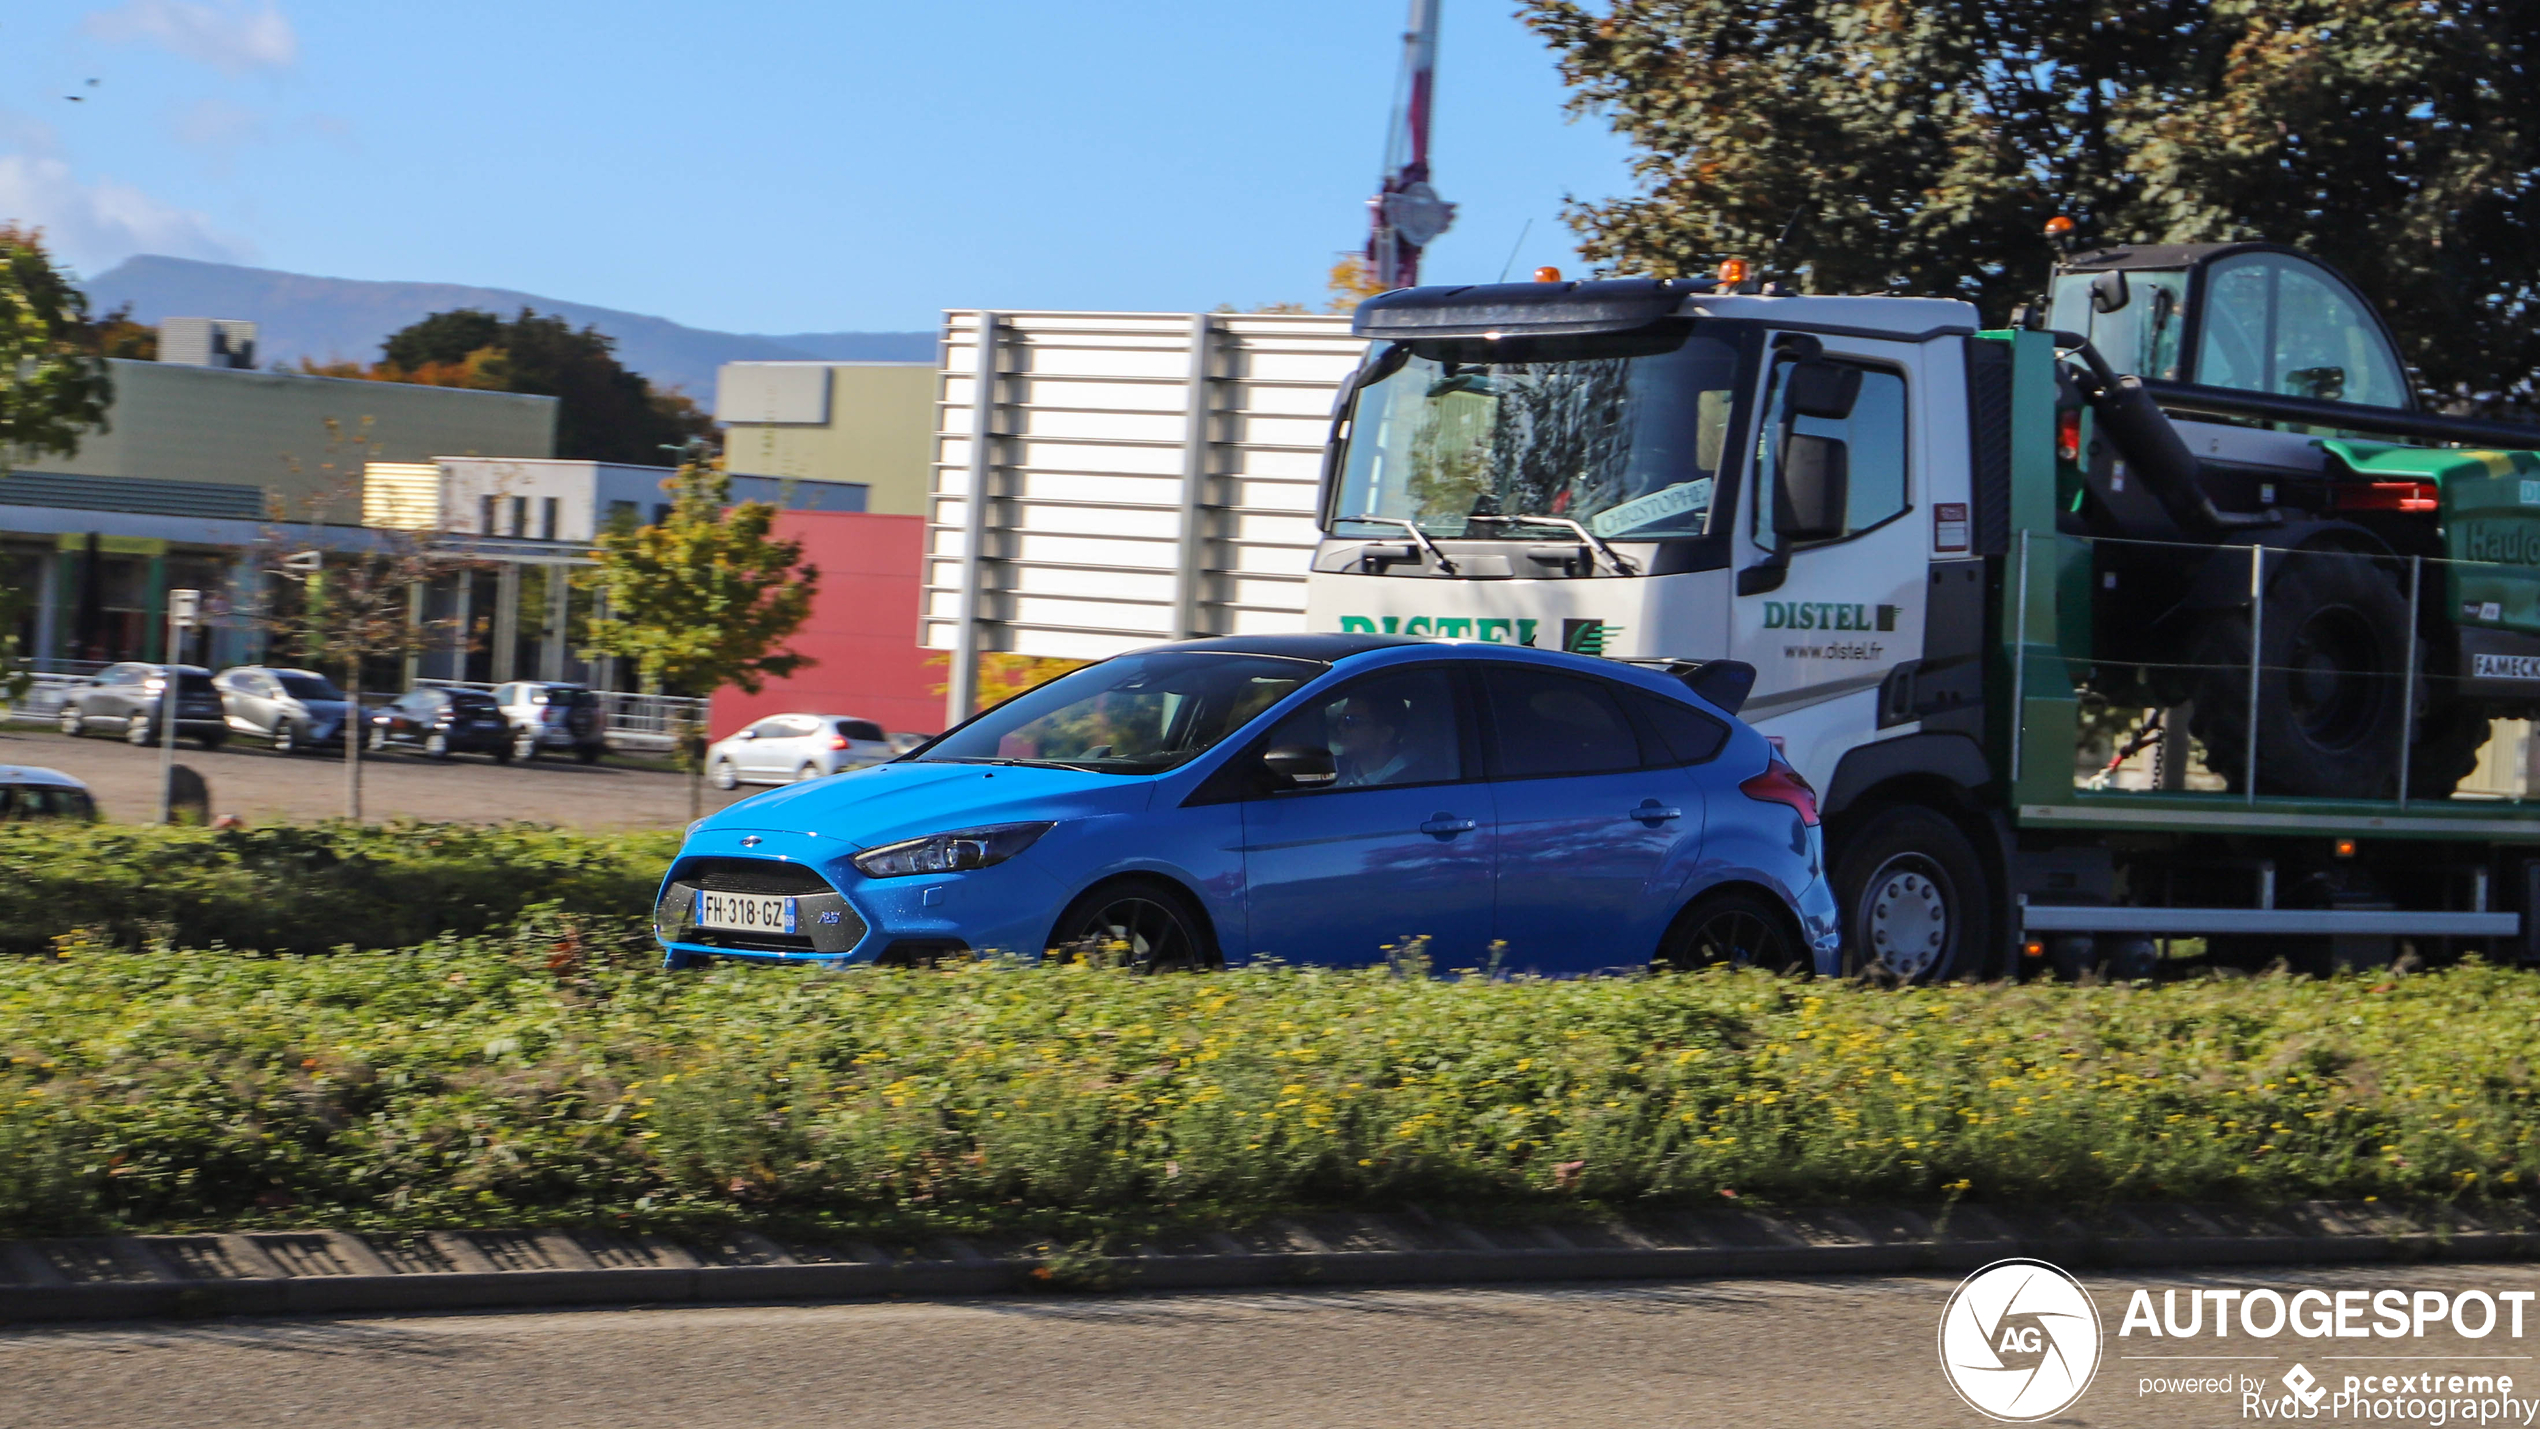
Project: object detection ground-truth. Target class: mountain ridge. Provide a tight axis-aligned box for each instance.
[80,256,937,410]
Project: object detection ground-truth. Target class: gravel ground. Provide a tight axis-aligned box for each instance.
[4,1265,2533,1429]
[0,724,758,829]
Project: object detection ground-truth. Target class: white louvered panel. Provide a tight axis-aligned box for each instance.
[928,309,1355,658]
[1016,565,1179,601]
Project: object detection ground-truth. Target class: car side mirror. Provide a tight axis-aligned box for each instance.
[1783,360,1861,420]
[735,729,756,740]
[1774,434,1849,544]
[2090,268,2131,314]
[1262,745,1337,788]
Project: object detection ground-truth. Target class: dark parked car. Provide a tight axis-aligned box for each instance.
[368,687,515,761]
[57,663,227,748]
[214,665,352,752]
[493,681,606,763]
[0,765,96,821]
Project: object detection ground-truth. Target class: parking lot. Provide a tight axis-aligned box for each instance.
[0,726,758,829]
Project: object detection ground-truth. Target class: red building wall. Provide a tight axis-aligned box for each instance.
[708,510,941,740]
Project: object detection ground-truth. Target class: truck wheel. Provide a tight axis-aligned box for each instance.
[2190,555,2410,797]
[2405,701,2491,800]
[1831,806,1990,982]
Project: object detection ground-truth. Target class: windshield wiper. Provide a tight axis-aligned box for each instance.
[1484,513,1638,575]
[1350,515,1458,574]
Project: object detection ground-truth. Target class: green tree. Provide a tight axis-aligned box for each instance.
[579,457,820,818]
[319,306,716,463]
[0,226,113,470]
[1521,0,2540,407]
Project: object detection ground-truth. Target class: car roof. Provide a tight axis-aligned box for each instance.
[0,765,87,789]
[1129,635,1738,717]
[1131,633,1432,662]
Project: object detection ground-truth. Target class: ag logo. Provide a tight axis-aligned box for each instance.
[1937,1258,2102,1421]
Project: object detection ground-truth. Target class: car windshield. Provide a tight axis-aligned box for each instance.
[917,651,1323,774]
[451,694,497,711]
[1332,326,1746,540]
[277,674,342,701]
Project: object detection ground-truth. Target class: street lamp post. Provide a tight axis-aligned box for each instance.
[159,588,200,825]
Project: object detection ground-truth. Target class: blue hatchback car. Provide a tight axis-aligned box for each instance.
[655,634,1840,976]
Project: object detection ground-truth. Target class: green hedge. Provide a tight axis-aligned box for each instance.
[4,913,2536,1240]
[0,823,675,958]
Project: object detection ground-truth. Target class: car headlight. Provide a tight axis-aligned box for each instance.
[851,822,1053,879]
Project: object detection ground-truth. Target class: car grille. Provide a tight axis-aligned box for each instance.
[678,858,834,895]
[660,857,865,956]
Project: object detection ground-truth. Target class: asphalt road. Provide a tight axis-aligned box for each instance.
[5,1264,2535,1428]
[0,724,758,828]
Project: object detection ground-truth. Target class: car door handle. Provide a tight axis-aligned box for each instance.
[1419,815,1476,836]
[1628,801,1683,824]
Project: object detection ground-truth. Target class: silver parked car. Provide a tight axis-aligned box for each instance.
[492,681,606,763]
[706,713,895,788]
[214,666,352,753]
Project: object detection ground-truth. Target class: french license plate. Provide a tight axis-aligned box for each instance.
[694,891,796,934]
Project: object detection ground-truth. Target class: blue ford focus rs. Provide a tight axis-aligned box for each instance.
[655,633,1839,976]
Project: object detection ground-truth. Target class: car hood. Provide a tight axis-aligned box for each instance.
[703,761,1150,850]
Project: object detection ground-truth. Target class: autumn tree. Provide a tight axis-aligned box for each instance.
[580,457,820,818]
[0,226,113,470]
[308,306,715,463]
[1521,1,2540,407]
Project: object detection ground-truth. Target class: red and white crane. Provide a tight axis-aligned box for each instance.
[1365,0,1455,290]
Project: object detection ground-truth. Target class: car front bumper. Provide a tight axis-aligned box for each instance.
[653,827,1068,968]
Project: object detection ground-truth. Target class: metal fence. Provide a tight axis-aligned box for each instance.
[2024,531,2540,804]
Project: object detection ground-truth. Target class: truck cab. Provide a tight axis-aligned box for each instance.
[1305,276,2001,977]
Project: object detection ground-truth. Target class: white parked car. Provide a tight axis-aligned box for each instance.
[707,713,896,788]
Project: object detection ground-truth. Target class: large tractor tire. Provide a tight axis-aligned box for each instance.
[2189,554,2410,798]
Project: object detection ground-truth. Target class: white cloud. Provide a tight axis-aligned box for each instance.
[171,96,264,154]
[0,107,67,161]
[81,1,298,75]
[0,155,250,274]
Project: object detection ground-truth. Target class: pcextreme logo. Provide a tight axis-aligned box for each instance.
[1938,1259,2104,1422]
[1333,616,1621,654]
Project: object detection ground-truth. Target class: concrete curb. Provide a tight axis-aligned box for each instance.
[5,1201,2537,1323]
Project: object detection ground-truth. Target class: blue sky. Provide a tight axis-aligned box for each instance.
[0,1,1637,333]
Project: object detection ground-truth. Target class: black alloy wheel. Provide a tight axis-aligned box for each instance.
[1658,890,1802,973]
[1050,881,1214,973]
[272,721,298,754]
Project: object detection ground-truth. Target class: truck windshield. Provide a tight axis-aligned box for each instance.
[1331,328,1744,541]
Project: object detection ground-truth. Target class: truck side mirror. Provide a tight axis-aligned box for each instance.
[1783,361,1861,420]
[2090,269,2132,314]
[1262,745,1337,788]
[1775,434,1850,544]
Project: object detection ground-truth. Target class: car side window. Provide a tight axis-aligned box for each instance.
[1619,687,1730,767]
[1259,665,1465,791]
[745,717,791,739]
[1481,666,1642,779]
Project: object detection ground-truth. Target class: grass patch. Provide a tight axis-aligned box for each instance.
[3,918,2535,1243]
[0,822,675,958]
